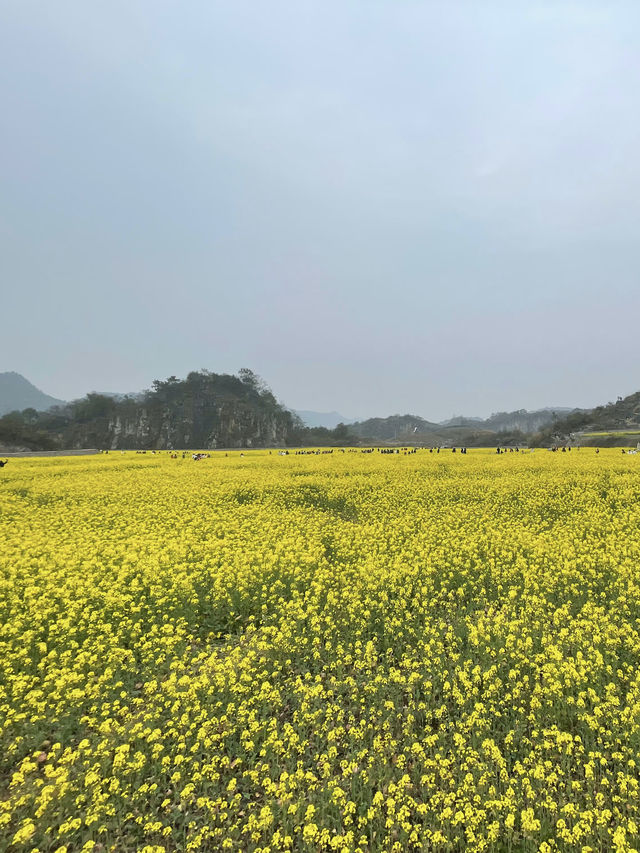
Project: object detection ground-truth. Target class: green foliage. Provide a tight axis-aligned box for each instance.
[69,393,117,422]
[5,369,308,450]
[532,390,640,446]
[350,414,437,441]
[288,421,357,447]
[0,410,59,450]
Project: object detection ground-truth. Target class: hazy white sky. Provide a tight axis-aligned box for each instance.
[2,2,639,419]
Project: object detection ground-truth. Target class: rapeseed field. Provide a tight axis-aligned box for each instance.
[1,448,640,852]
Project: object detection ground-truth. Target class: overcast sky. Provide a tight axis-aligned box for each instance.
[2,2,639,420]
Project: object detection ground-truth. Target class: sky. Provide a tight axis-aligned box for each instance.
[2,2,639,421]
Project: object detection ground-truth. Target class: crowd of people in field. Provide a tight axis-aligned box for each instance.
[292,449,339,455]
[4,444,637,473]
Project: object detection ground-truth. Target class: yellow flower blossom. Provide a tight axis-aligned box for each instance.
[1,448,640,851]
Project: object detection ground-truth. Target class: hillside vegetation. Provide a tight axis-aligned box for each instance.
[533,390,640,446]
[0,370,355,451]
[0,371,292,450]
[3,368,639,450]
[348,409,570,447]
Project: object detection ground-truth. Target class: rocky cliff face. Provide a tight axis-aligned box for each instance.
[105,404,289,449]
[45,370,296,450]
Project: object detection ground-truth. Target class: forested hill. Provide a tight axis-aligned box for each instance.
[350,414,440,441]
[533,389,640,445]
[0,370,305,451]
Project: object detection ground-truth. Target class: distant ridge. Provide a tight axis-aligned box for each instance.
[0,372,65,416]
[350,408,582,440]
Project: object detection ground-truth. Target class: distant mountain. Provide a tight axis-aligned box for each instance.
[347,407,588,444]
[437,408,582,434]
[350,414,441,441]
[294,410,355,429]
[0,372,65,416]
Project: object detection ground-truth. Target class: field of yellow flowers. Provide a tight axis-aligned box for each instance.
[2,448,640,852]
